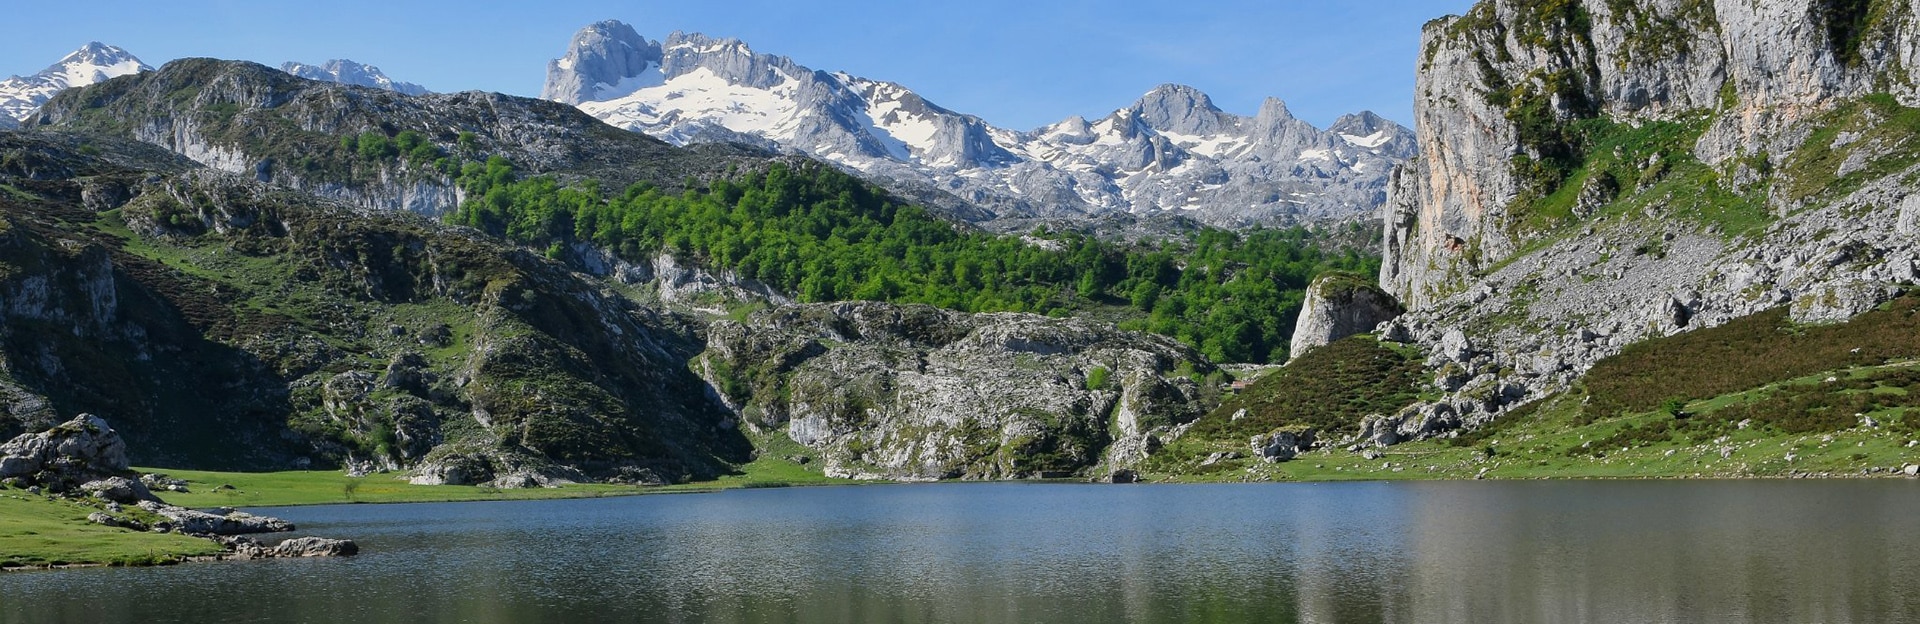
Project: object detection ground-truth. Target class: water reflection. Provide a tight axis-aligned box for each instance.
[2,481,1916,623]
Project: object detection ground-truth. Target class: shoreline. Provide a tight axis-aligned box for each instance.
[8,468,1914,573]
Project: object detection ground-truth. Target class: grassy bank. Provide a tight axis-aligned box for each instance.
[1,452,844,569]
[0,494,224,568]
[1144,359,1920,481]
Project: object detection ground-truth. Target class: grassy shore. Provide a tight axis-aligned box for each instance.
[9,387,1917,570]
[0,452,844,570]
[0,494,224,568]
[1147,363,1920,483]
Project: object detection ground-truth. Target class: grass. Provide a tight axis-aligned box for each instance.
[0,492,224,568]
[1781,93,1920,204]
[0,449,850,569]
[1145,335,1426,475]
[1582,294,1920,419]
[1145,377,1920,483]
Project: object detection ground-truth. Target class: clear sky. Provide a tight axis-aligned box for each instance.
[2,0,1477,130]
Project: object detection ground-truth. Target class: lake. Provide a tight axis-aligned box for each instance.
[3,480,1917,623]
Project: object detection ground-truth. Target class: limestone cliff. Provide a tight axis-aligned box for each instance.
[1385,0,1920,308]
[1369,0,1920,444]
[697,302,1216,480]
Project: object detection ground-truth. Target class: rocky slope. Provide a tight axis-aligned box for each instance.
[28,58,766,217]
[0,42,150,122]
[1364,0,1920,444]
[0,132,749,484]
[545,21,1415,230]
[281,59,429,96]
[697,302,1217,480]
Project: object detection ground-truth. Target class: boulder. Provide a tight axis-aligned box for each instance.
[137,500,294,535]
[1287,274,1404,361]
[1251,426,1316,462]
[223,536,360,559]
[80,476,158,504]
[0,414,131,485]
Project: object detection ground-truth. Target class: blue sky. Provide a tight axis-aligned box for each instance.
[2,1,1476,130]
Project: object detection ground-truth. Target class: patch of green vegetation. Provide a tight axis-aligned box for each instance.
[1148,336,1424,473]
[0,491,223,568]
[1781,94,1920,204]
[1582,293,1920,419]
[1149,368,1920,483]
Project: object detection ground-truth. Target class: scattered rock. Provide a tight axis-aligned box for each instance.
[1251,426,1316,462]
[80,476,158,504]
[136,500,294,535]
[222,536,359,559]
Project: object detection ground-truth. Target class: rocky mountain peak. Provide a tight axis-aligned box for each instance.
[281,59,428,96]
[1129,84,1235,136]
[60,42,143,69]
[543,19,664,105]
[1328,110,1416,158]
[0,42,151,121]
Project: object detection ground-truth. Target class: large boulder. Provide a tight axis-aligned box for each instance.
[0,414,131,487]
[1288,274,1403,362]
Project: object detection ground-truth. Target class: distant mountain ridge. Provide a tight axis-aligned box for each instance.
[281,59,429,96]
[543,20,1415,229]
[0,42,151,122]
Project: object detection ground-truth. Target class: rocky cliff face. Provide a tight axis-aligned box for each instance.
[547,21,1415,230]
[697,302,1216,480]
[1384,0,1920,308]
[29,58,763,218]
[1369,0,1920,443]
[0,132,748,483]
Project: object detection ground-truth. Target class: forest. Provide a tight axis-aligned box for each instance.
[446,157,1377,363]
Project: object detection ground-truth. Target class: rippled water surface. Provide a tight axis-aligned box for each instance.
[4,480,1918,623]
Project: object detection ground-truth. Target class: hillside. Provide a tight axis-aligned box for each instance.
[0,132,749,484]
[1179,0,1920,473]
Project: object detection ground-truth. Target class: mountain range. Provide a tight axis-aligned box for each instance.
[2,43,430,129]
[280,59,429,96]
[542,21,1415,229]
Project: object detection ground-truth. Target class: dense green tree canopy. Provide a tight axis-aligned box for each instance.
[448,158,1377,363]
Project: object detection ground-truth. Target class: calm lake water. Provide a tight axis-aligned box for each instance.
[4,480,1918,623]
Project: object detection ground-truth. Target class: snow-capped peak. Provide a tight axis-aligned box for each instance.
[0,42,151,121]
[281,59,429,96]
[545,21,1415,229]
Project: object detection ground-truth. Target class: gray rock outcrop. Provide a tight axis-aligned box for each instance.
[1288,274,1404,361]
[1383,0,1920,309]
[698,302,1218,480]
[0,414,131,488]
[137,501,294,535]
[223,536,360,559]
[1252,426,1316,462]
